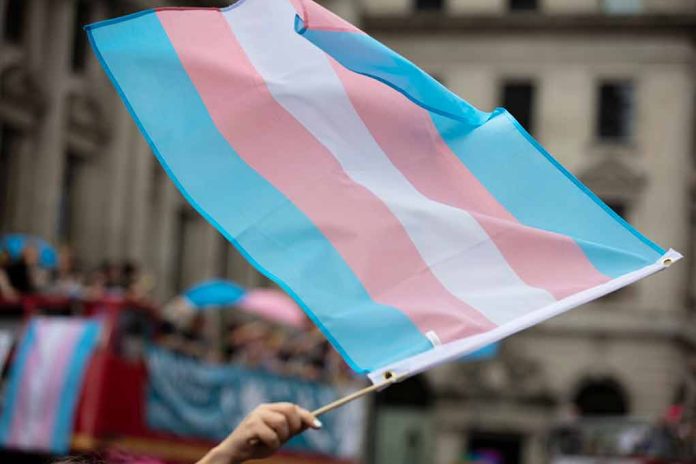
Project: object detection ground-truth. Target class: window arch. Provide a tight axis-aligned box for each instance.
[573,377,630,416]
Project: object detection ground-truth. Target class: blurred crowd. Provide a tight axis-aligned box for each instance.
[0,241,352,385]
[0,245,151,303]
[156,303,353,384]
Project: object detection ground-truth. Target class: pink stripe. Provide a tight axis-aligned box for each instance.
[329,62,611,299]
[157,10,496,342]
[8,321,83,449]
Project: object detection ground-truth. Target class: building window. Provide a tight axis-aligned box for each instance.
[71,0,91,72]
[509,0,538,11]
[597,81,634,142]
[3,0,25,43]
[415,0,444,11]
[502,80,536,135]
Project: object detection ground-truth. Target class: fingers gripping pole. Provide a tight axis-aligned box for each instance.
[247,372,398,448]
[312,371,398,417]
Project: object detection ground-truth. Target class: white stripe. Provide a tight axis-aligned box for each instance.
[223,0,555,324]
[368,249,682,383]
[21,320,76,448]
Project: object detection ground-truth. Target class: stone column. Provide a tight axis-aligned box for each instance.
[434,429,464,464]
[102,100,134,260]
[8,0,47,232]
[125,131,153,265]
[150,178,179,301]
[69,151,106,270]
[30,0,74,242]
[24,0,46,71]
[199,224,222,281]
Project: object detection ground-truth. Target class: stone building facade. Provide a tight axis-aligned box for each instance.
[0,0,274,300]
[358,1,696,463]
[1,1,695,463]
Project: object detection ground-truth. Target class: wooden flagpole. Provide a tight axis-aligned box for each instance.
[312,371,398,417]
[313,381,386,416]
[247,372,397,447]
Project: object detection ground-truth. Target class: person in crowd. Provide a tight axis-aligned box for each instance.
[196,403,321,463]
[83,263,109,300]
[122,261,154,302]
[4,245,42,295]
[0,251,19,301]
[103,261,125,296]
[47,245,84,298]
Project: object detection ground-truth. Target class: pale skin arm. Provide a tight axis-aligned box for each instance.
[197,403,322,464]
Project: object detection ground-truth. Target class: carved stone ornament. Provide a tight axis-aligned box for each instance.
[447,350,555,404]
[0,64,46,120]
[579,157,646,201]
[67,92,110,145]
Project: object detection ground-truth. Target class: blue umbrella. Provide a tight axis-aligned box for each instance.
[0,234,58,269]
[183,279,247,310]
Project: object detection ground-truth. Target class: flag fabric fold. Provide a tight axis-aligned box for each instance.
[86,0,680,382]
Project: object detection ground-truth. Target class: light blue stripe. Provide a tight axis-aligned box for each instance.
[51,320,103,453]
[431,110,663,277]
[296,16,489,128]
[0,321,37,444]
[86,12,432,373]
[296,26,664,277]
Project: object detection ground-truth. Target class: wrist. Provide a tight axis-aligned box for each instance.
[198,446,242,464]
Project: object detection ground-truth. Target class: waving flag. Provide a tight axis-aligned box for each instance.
[0,317,102,453]
[86,0,680,384]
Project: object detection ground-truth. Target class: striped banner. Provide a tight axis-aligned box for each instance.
[86,0,680,382]
[0,317,102,454]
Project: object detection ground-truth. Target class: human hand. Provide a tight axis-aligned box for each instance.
[199,403,321,464]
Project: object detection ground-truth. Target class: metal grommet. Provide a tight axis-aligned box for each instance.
[383,371,394,381]
[663,258,673,267]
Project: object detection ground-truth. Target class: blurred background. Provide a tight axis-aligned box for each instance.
[0,0,695,463]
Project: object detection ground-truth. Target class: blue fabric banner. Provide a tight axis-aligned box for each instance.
[146,347,364,458]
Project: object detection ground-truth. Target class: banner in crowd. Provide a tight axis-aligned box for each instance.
[146,347,364,458]
[88,0,680,383]
[0,317,102,454]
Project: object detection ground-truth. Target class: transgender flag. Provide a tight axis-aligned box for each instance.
[0,317,102,453]
[86,0,680,383]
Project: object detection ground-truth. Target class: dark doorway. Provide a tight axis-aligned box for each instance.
[370,375,434,464]
[468,431,523,464]
[376,374,433,408]
[574,377,629,416]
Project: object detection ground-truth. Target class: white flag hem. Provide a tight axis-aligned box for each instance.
[367,248,682,385]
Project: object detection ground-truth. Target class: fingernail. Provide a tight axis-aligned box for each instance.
[313,419,322,429]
